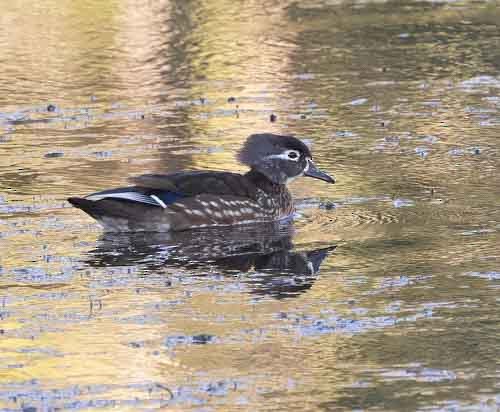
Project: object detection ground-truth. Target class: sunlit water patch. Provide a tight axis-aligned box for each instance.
[1,0,500,411]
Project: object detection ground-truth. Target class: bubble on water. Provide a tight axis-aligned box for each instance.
[460,75,500,89]
[466,271,500,280]
[379,367,457,382]
[415,147,429,158]
[421,135,439,144]
[448,147,482,156]
[422,100,441,108]
[448,148,464,156]
[93,151,113,158]
[393,198,415,208]
[294,73,315,80]
[483,96,500,104]
[345,98,368,106]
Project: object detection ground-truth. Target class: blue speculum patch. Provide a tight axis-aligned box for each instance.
[149,190,186,205]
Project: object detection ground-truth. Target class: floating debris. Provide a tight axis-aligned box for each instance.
[165,334,216,348]
[319,201,336,210]
[448,147,482,156]
[44,152,64,158]
[334,130,358,138]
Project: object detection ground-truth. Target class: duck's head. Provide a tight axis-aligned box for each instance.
[238,133,335,185]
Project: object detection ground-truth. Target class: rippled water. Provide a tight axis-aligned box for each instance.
[1,0,499,410]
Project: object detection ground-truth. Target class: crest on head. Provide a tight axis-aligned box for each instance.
[238,133,334,185]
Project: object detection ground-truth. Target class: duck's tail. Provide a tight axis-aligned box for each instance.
[68,197,119,220]
[67,197,170,232]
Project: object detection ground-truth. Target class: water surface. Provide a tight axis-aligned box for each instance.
[1,0,499,410]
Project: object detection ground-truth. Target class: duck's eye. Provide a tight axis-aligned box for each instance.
[287,150,299,160]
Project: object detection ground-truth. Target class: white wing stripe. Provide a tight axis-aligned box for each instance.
[86,192,162,207]
[150,194,167,209]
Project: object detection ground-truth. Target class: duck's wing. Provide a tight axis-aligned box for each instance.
[69,185,184,212]
[69,171,257,212]
[129,171,258,199]
[68,172,275,231]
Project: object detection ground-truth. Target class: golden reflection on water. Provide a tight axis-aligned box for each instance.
[1,0,500,410]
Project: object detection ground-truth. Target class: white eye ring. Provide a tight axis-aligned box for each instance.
[285,150,300,161]
[265,150,301,161]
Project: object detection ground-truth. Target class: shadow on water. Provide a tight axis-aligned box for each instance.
[84,222,336,299]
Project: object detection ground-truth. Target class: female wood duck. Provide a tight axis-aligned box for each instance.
[68,133,335,232]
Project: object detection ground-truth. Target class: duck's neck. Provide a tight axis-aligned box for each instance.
[245,169,294,217]
[245,169,286,193]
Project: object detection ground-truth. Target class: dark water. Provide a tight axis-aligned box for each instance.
[1,0,499,410]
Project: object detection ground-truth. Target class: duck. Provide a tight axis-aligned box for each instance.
[68,133,335,232]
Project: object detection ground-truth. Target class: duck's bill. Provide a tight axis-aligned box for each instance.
[304,160,335,184]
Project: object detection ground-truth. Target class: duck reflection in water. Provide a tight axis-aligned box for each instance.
[84,222,336,299]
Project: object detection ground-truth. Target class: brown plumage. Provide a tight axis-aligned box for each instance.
[68,133,334,232]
